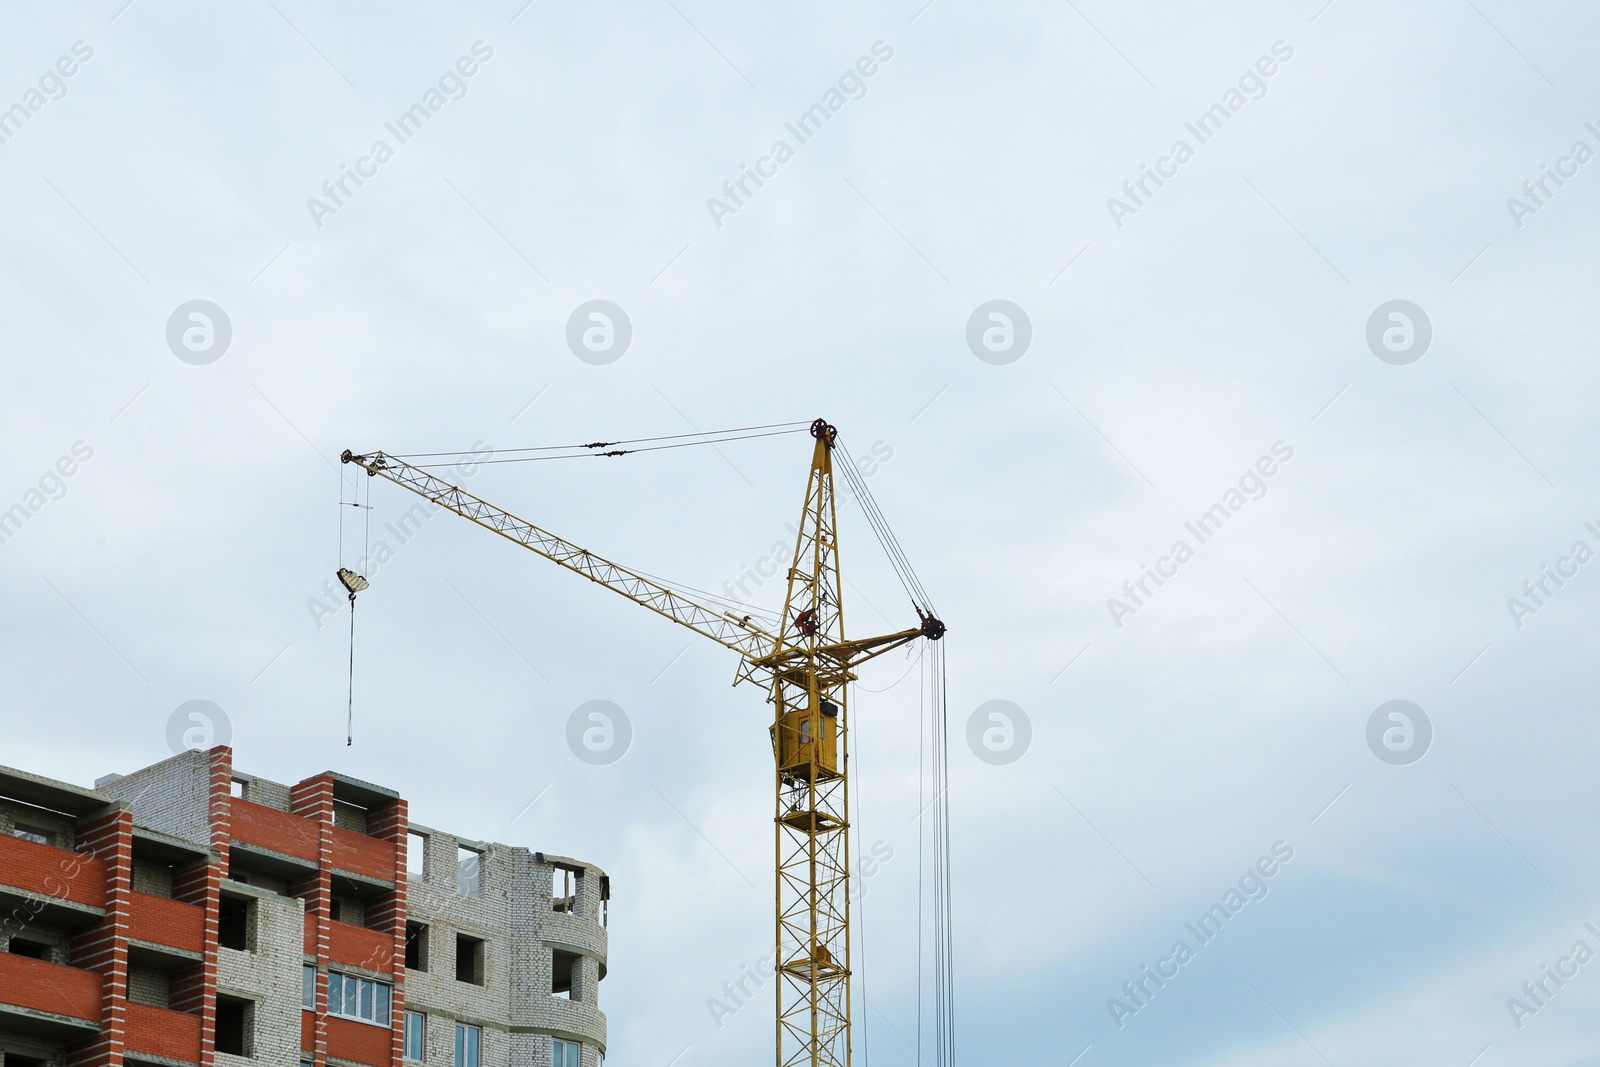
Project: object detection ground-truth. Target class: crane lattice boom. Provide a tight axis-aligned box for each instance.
[341,418,944,1067]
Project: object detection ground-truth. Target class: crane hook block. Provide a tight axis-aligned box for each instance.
[917,609,947,641]
[337,567,369,599]
[809,418,837,446]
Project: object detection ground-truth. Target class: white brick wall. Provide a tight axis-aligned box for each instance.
[99,751,213,849]
[127,963,172,1008]
[402,832,608,1066]
[217,883,307,1067]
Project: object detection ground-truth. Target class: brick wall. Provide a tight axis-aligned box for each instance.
[404,835,608,1067]
[291,775,335,1067]
[66,806,132,1067]
[325,1016,391,1066]
[126,892,204,953]
[232,801,319,863]
[1,750,609,1067]
[98,752,213,850]
[216,885,304,1067]
[124,1001,202,1062]
[126,965,170,1008]
[0,833,107,910]
[0,952,102,1018]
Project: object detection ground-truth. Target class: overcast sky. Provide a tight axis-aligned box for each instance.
[6,1,1600,1065]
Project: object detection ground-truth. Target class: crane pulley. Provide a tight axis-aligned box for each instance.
[339,417,947,1067]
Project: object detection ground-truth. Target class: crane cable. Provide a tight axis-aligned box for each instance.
[915,639,956,1067]
[835,440,936,615]
[337,472,372,746]
[390,422,814,468]
[930,637,956,1067]
[831,436,954,1066]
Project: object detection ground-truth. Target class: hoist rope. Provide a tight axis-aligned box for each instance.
[346,596,356,747]
[917,640,957,1067]
[931,638,956,1067]
[917,645,926,1067]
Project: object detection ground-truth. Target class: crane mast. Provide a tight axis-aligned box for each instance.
[342,418,944,1067]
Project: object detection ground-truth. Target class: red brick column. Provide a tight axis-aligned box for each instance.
[66,807,133,1067]
[181,746,237,1067]
[291,775,336,1067]
[367,800,409,1067]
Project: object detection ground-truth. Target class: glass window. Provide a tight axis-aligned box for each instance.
[326,971,391,1025]
[553,1040,580,1067]
[455,1024,480,1067]
[302,965,316,1010]
[403,1011,426,1061]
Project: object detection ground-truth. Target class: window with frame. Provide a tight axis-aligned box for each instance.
[552,1039,580,1067]
[454,1023,480,1067]
[403,1011,427,1061]
[326,971,391,1025]
[302,964,316,1010]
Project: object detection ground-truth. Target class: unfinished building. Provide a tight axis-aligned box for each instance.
[0,747,607,1067]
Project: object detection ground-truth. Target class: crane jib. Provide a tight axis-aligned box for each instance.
[340,425,949,1067]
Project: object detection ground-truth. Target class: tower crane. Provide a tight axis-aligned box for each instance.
[341,417,946,1067]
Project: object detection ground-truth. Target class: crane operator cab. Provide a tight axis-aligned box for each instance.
[770,697,840,781]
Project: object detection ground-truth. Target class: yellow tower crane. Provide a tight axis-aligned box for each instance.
[341,418,946,1067]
